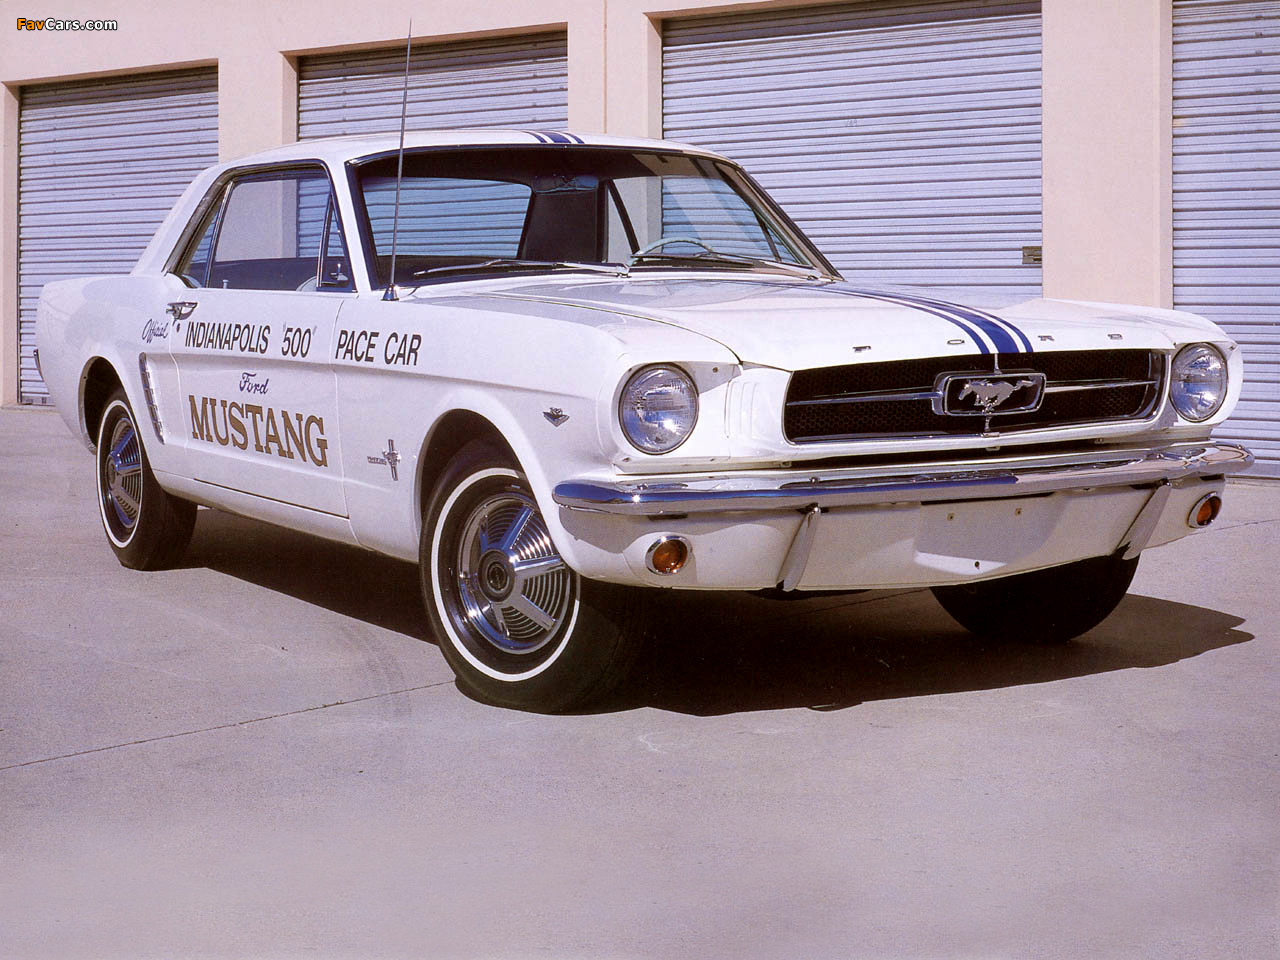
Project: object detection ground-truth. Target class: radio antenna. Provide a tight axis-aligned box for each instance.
[382,19,412,301]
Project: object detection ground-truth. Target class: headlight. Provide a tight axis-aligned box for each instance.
[1170,343,1227,422]
[619,365,698,454]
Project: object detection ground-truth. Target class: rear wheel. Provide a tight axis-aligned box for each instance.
[931,552,1140,644]
[421,441,648,712]
[96,389,196,570]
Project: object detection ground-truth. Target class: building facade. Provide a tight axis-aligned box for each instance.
[2,0,1276,474]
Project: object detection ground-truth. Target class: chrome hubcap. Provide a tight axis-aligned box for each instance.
[454,492,571,654]
[478,550,515,601]
[103,416,143,534]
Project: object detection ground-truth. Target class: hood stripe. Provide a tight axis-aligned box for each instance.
[848,288,1018,354]
[896,291,1035,354]
[842,289,992,355]
[846,288,1033,355]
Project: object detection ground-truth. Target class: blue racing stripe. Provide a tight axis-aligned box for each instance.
[892,291,1035,354]
[842,289,992,355]
[523,130,551,143]
[540,131,573,144]
[859,289,1020,354]
[980,308,1035,354]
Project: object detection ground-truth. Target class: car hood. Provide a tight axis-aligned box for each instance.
[464,274,1220,370]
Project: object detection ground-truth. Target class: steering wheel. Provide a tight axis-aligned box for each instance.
[628,236,715,262]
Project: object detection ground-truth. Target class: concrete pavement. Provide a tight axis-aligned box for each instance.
[2,406,1277,959]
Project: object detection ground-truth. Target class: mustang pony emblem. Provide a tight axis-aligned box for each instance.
[958,378,1039,414]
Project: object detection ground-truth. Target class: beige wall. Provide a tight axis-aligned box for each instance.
[1042,0,1173,308]
[1,0,1176,405]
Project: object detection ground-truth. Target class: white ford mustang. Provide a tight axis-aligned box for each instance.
[37,130,1252,710]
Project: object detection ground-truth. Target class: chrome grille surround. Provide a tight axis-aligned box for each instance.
[783,350,1165,443]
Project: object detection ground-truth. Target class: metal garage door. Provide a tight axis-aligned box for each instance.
[1174,0,1280,477]
[663,0,1043,299]
[17,68,218,405]
[297,32,567,139]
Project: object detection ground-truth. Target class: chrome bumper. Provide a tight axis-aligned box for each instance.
[552,442,1253,517]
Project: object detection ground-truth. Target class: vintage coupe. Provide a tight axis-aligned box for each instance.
[37,131,1252,710]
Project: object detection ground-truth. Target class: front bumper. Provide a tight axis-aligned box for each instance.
[550,442,1252,592]
[553,442,1252,516]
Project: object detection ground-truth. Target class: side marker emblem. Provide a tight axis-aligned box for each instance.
[367,439,401,481]
[543,408,569,427]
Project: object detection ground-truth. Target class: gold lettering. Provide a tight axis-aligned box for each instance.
[188,395,211,441]
[305,415,328,468]
[245,404,265,452]
[262,407,286,458]
[228,402,248,450]
[280,411,304,461]
[212,399,231,446]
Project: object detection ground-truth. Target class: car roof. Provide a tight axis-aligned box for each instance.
[220,129,729,170]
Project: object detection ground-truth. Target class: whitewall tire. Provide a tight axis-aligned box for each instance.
[95,389,196,570]
[421,441,649,711]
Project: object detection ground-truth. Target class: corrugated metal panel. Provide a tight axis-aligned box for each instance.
[663,1,1043,298]
[17,69,218,405]
[297,33,567,139]
[1174,0,1280,477]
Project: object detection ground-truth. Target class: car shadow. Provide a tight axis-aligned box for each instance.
[183,508,431,641]
[617,588,1252,716]
[183,509,1254,716]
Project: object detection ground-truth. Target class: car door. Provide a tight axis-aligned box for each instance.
[165,165,353,516]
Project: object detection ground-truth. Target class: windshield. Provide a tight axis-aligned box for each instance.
[352,147,836,284]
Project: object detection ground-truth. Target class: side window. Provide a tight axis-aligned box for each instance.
[319,198,350,288]
[176,168,351,291]
[178,200,221,287]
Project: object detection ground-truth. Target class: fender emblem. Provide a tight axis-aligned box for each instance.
[543,407,569,427]
[366,439,401,481]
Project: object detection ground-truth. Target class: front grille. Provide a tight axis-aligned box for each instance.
[784,350,1163,443]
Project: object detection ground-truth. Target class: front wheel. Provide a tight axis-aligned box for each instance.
[931,552,1140,644]
[421,441,649,712]
[96,389,196,570]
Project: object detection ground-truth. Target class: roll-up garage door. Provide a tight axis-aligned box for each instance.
[298,32,567,139]
[663,1,1042,299]
[1173,0,1280,477]
[17,68,218,405]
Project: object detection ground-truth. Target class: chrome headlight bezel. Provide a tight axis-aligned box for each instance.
[1169,343,1228,423]
[618,364,699,454]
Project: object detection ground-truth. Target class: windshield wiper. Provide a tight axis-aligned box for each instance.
[412,259,626,279]
[627,251,824,280]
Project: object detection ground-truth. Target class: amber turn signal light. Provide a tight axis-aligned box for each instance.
[646,536,690,575]
[1189,493,1222,528]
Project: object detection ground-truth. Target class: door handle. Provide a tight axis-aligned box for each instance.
[166,301,198,320]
